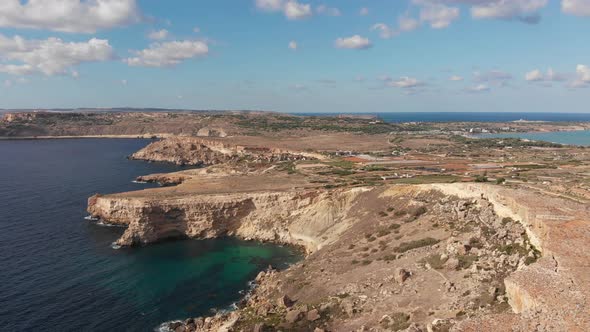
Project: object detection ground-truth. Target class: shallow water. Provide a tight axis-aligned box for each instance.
[476,130,590,146]
[0,139,300,331]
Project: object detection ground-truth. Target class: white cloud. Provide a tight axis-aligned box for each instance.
[466,84,490,93]
[121,79,128,85]
[255,0,284,11]
[388,76,425,88]
[0,34,114,76]
[449,75,464,81]
[525,69,543,81]
[360,7,369,16]
[334,35,372,49]
[562,0,590,16]
[256,0,312,20]
[469,0,548,23]
[372,15,420,40]
[525,68,567,82]
[125,40,208,67]
[148,29,169,40]
[284,1,312,20]
[288,40,297,50]
[577,65,590,82]
[417,1,460,28]
[570,64,590,88]
[399,16,420,32]
[0,0,140,33]
[193,27,201,33]
[316,4,341,16]
[371,23,397,39]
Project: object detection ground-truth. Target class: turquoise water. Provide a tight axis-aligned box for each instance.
[476,130,590,147]
[0,139,300,331]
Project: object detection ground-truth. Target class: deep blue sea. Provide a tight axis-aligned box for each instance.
[294,112,590,123]
[0,139,299,331]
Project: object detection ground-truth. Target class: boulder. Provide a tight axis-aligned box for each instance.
[395,268,411,283]
[277,294,294,308]
[285,309,302,323]
[307,309,321,321]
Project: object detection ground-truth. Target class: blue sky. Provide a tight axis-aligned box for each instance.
[0,0,589,113]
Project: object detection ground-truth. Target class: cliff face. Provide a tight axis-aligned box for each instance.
[129,137,319,166]
[428,183,590,331]
[88,187,367,252]
[87,182,590,331]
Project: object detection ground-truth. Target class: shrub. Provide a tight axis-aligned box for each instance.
[395,238,440,253]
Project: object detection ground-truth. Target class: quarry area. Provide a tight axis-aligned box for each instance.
[3,111,590,331]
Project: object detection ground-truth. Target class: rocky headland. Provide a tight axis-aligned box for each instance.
[87,149,590,331]
[6,111,585,331]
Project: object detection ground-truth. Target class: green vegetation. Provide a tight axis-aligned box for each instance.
[392,175,460,184]
[456,254,478,270]
[395,238,440,253]
[475,174,488,182]
[451,135,563,148]
[421,254,448,270]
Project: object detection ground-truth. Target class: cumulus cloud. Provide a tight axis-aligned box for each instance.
[360,7,369,16]
[256,0,312,20]
[417,1,460,28]
[467,0,548,24]
[371,23,397,39]
[388,76,426,88]
[288,40,297,50]
[525,68,567,82]
[570,64,590,88]
[399,16,421,32]
[148,29,169,40]
[0,0,141,33]
[449,75,464,81]
[562,0,590,16]
[125,40,209,67]
[466,84,490,93]
[334,35,372,49]
[0,34,114,76]
[371,16,420,39]
[316,4,341,16]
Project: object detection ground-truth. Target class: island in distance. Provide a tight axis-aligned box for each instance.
[2,110,589,331]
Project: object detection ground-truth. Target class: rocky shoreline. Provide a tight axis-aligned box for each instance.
[86,179,590,331]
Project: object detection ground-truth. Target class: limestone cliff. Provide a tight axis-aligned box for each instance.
[88,187,367,253]
[129,137,319,166]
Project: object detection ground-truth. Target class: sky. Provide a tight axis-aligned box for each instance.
[0,0,589,113]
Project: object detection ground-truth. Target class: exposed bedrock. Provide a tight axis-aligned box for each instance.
[87,183,589,331]
[428,183,590,331]
[88,187,367,252]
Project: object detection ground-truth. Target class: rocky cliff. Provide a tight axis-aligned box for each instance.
[429,183,590,332]
[129,137,318,166]
[87,181,589,331]
[88,187,367,252]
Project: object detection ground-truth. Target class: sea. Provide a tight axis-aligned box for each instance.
[0,139,300,331]
[476,131,590,147]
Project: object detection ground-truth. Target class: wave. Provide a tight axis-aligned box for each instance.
[132,180,148,184]
[83,215,99,221]
[110,242,121,250]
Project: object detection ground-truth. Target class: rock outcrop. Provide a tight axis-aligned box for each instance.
[129,137,317,166]
[88,181,589,331]
[88,187,367,252]
[428,183,590,332]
